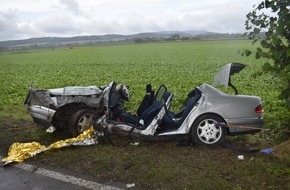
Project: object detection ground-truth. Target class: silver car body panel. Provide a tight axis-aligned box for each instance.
[49,86,102,96]
[158,82,263,136]
[213,64,232,88]
[29,105,56,122]
[197,83,263,134]
[213,62,246,88]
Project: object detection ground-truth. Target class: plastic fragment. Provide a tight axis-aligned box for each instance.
[46,126,56,133]
[126,183,135,188]
[261,148,274,154]
[130,142,140,146]
[238,155,244,160]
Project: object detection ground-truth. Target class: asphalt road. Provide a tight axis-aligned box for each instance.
[0,163,123,190]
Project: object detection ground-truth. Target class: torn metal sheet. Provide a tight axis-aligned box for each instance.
[1,127,97,166]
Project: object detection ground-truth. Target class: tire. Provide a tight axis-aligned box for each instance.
[190,114,227,146]
[68,108,98,137]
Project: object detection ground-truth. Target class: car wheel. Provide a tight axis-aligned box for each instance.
[191,114,227,146]
[68,108,98,137]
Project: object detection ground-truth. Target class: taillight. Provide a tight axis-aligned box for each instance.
[255,105,264,114]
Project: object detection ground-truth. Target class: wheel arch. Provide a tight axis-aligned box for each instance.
[53,103,96,121]
[191,112,229,135]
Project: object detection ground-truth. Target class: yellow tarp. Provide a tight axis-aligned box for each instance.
[1,127,96,165]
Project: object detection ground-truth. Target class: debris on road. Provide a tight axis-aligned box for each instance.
[126,183,135,188]
[260,148,274,154]
[237,155,244,160]
[130,142,140,146]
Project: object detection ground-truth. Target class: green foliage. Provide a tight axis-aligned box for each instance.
[0,40,254,109]
[0,40,288,130]
[244,0,290,131]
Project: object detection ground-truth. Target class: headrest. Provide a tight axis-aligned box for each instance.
[146,84,152,93]
[162,91,172,102]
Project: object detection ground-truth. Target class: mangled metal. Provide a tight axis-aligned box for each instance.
[25,86,104,127]
[24,82,125,132]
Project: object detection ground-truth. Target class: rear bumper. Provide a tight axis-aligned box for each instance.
[27,105,56,128]
[226,117,264,135]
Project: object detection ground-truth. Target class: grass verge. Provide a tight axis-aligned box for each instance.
[0,118,289,189]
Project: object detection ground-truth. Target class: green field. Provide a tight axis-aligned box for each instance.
[0,39,288,128]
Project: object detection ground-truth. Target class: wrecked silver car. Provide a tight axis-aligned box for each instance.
[25,63,264,146]
[24,83,129,136]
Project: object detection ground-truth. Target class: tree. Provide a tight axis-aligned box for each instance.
[244,0,290,111]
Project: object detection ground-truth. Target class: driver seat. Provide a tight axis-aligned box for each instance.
[136,84,154,117]
[158,89,201,131]
[119,91,172,129]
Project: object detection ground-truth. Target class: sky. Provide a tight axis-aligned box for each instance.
[0,0,262,41]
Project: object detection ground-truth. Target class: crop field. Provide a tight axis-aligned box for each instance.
[0,39,288,128]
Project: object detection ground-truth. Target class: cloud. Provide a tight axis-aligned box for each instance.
[0,10,19,33]
[0,0,260,41]
[35,14,78,34]
[59,0,81,15]
[0,10,36,40]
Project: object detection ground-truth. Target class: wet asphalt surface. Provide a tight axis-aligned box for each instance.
[0,164,90,190]
[0,162,126,190]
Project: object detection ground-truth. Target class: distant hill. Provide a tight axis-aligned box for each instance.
[0,30,244,51]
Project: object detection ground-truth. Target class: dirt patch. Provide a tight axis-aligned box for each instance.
[0,119,70,155]
[0,119,35,151]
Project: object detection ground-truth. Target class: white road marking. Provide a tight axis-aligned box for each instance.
[15,163,123,190]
